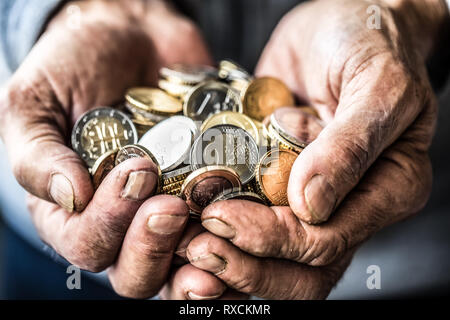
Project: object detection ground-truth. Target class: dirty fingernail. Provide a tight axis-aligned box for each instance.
[147,214,187,235]
[189,253,226,274]
[304,174,336,223]
[121,171,156,200]
[202,218,235,239]
[188,291,221,300]
[49,173,74,212]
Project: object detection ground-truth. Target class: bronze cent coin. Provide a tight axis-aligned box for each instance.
[91,150,117,190]
[256,149,298,206]
[181,166,242,214]
[243,77,295,121]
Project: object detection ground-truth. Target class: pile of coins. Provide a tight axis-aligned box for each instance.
[71,60,324,217]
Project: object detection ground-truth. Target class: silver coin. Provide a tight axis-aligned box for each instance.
[71,107,138,168]
[160,64,218,84]
[211,188,265,204]
[183,81,243,122]
[139,117,194,172]
[168,115,201,142]
[162,165,192,181]
[190,124,259,185]
[115,144,154,166]
[270,107,325,148]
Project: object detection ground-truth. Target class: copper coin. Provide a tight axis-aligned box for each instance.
[271,106,324,148]
[91,150,117,190]
[256,149,298,206]
[243,77,294,121]
[181,166,242,214]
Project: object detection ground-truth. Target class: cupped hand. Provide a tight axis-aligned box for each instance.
[185,0,448,299]
[0,0,212,298]
[256,0,444,224]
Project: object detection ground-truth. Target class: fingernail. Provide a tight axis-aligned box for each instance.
[121,171,156,200]
[189,253,226,274]
[202,218,235,239]
[187,291,221,300]
[147,215,186,235]
[49,173,74,212]
[304,174,336,223]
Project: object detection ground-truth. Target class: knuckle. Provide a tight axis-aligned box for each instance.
[63,242,110,273]
[302,227,347,266]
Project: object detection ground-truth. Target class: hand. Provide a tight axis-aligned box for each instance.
[185,0,447,299]
[159,222,249,300]
[256,0,444,224]
[0,0,212,298]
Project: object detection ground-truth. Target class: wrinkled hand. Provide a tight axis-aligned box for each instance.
[0,0,212,298]
[185,0,447,299]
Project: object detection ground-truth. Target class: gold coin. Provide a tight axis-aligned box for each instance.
[256,149,298,206]
[71,107,138,168]
[242,77,295,121]
[218,60,252,82]
[230,78,250,98]
[181,166,242,214]
[126,87,182,114]
[162,166,192,185]
[200,111,261,145]
[91,150,117,190]
[158,79,193,99]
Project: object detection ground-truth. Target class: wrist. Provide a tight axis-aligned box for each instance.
[382,0,450,59]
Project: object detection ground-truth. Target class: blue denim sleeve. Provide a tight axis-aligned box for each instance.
[0,0,64,76]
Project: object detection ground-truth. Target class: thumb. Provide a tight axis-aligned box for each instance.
[287,64,427,224]
[0,82,93,212]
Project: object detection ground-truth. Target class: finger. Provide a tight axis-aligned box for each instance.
[28,157,158,272]
[159,264,227,300]
[108,195,189,299]
[202,109,434,266]
[186,232,352,300]
[175,221,205,260]
[0,82,93,212]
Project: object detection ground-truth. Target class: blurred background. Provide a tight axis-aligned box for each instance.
[0,0,449,299]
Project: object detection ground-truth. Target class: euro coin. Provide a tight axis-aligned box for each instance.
[126,87,182,114]
[256,149,298,206]
[242,77,295,121]
[183,81,243,122]
[91,149,117,190]
[181,166,242,214]
[115,144,162,193]
[200,111,261,145]
[139,117,196,172]
[71,107,138,168]
[270,106,324,148]
[158,79,193,98]
[211,188,265,204]
[160,64,218,85]
[190,124,259,185]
